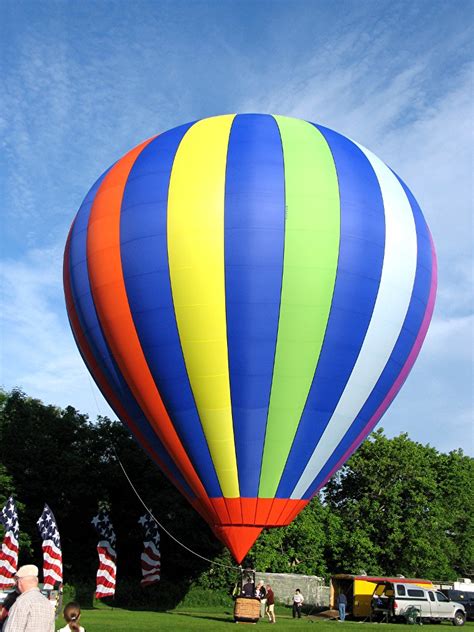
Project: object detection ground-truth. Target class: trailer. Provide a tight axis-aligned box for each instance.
[330,574,433,618]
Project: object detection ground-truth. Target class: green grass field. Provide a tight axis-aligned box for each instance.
[55,605,474,631]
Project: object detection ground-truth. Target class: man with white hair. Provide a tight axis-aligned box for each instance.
[4,565,54,632]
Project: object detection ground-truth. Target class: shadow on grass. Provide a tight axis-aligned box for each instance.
[174,611,234,624]
[71,579,225,612]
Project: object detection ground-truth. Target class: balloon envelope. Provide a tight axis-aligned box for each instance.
[64,114,437,562]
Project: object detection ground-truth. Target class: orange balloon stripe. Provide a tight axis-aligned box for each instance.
[64,230,194,501]
[85,140,218,524]
[241,498,258,525]
[254,499,273,525]
[279,499,309,525]
[209,498,231,525]
[224,498,243,524]
[266,499,290,525]
[207,498,305,527]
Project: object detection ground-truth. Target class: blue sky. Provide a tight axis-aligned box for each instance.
[1,0,472,455]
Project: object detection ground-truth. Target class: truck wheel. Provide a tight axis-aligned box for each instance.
[453,611,466,626]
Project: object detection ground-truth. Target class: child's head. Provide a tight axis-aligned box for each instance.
[63,602,81,629]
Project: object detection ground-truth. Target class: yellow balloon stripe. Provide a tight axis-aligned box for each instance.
[167,115,240,498]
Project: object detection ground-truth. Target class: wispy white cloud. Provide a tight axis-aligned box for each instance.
[427,314,474,356]
[0,244,114,419]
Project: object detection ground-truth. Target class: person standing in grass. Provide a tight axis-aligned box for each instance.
[256,581,266,618]
[266,584,276,623]
[58,602,85,632]
[337,592,347,622]
[292,588,304,618]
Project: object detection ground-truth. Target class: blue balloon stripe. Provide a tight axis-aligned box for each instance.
[224,114,286,498]
[68,171,195,499]
[303,175,434,496]
[276,125,386,498]
[120,123,223,498]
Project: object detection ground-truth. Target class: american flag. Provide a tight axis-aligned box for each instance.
[138,514,161,587]
[91,510,117,599]
[37,504,63,590]
[0,496,19,590]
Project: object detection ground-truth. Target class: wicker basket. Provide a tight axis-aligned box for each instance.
[234,596,261,623]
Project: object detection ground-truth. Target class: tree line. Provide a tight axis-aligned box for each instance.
[1,388,472,600]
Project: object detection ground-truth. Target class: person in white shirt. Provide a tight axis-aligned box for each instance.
[57,601,86,632]
[293,588,304,618]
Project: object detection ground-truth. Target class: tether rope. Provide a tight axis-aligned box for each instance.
[87,375,239,570]
[112,447,239,570]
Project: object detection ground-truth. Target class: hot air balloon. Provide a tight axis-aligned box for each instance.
[64,114,437,563]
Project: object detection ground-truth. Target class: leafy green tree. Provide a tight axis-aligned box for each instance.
[0,463,14,503]
[1,389,102,572]
[0,388,221,589]
[248,498,329,576]
[433,449,474,577]
[0,462,32,554]
[323,429,474,579]
[1,387,472,593]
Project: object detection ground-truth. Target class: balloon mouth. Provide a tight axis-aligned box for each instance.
[201,498,310,562]
[214,526,264,563]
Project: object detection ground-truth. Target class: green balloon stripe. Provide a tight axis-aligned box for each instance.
[258,116,341,498]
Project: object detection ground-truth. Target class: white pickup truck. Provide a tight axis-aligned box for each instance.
[372,581,466,626]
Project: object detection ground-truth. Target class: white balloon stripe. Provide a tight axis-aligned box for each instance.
[292,143,418,499]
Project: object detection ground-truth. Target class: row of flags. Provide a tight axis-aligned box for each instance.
[0,497,161,598]
[0,500,64,591]
[91,509,161,597]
